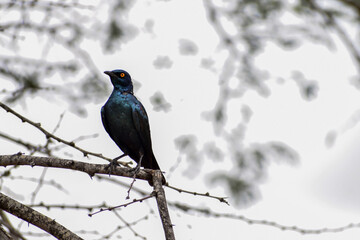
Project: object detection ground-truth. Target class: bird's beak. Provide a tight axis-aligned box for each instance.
[104,71,112,77]
[104,71,118,79]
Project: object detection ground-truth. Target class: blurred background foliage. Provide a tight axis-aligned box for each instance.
[0,0,359,207]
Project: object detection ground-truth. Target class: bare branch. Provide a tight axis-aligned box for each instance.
[153,170,175,240]
[0,154,153,184]
[30,168,48,204]
[28,202,149,239]
[0,192,83,240]
[166,183,229,205]
[8,175,68,194]
[0,131,49,154]
[29,202,110,212]
[0,102,129,166]
[95,175,149,196]
[88,194,155,217]
[170,202,360,235]
[112,211,147,240]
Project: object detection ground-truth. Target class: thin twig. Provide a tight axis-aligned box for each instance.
[29,203,110,212]
[0,102,129,166]
[169,202,360,235]
[27,204,149,239]
[30,168,48,204]
[0,131,48,154]
[41,111,66,155]
[112,211,147,240]
[166,183,229,205]
[88,194,155,217]
[126,177,137,199]
[8,175,68,194]
[95,175,148,196]
[51,134,100,152]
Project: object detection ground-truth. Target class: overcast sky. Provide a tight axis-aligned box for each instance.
[1,0,360,239]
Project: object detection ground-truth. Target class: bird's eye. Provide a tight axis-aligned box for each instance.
[120,73,125,78]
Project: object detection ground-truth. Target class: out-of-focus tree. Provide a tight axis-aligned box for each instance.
[0,0,360,238]
[0,0,136,115]
[1,0,359,204]
[196,0,360,206]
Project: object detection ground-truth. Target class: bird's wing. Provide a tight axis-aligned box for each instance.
[131,100,152,150]
[101,106,112,138]
[131,97,162,171]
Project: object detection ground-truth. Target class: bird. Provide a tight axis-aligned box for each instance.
[101,69,165,185]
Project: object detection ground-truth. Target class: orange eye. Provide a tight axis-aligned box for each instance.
[120,73,125,78]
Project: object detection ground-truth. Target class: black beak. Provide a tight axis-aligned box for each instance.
[104,71,112,77]
[104,71,115,77]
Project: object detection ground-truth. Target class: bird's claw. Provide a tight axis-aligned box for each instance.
[127,164,141,175]
[105,159,120,175]
[105,153,127,175]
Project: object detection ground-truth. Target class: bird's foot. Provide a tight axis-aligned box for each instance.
[128,163,141,175]
[126,154,143,176]
[105,159,119,175]
[106,154,126,175]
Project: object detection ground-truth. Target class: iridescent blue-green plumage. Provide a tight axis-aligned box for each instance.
[101,69,162,173]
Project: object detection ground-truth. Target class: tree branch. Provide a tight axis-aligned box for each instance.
[0,192,83,240]
[0,154,153,183]
[0,131,47,154]
[88,194,155,217]
[166,183,229,205]
[0,102,129,166]
[0,154,175,238]
[169,202,360,235]
[153,170,175,240]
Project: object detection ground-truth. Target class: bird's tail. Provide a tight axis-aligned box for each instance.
[144,153,166,185]
[143,152,160,170]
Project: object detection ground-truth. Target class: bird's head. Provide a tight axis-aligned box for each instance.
[104,69,133,93]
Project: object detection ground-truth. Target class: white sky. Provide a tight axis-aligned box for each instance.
[1,0,360,239]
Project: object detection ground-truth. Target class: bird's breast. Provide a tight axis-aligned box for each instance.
[105,96,132,118]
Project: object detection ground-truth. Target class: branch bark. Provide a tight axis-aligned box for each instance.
[0,154,152,182]
[0,192,83,240]
[153,170,175,240]
[0,154,175,239]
